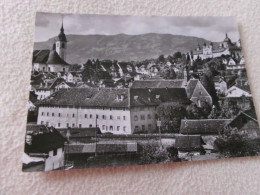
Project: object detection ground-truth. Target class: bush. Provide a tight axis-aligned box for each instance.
[214,128,260,157]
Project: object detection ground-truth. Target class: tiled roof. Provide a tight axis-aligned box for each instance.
[32,50,50,63]
[130,88,189,107]
[228,109,259,130]
[37,88,130,108]
[186,79,199,98]
[26,124,49,134]
[25,127,66,154]
[37,87,189,108]
[47,50,69,65]
[131,80,184,88]
[33,50,70,65]
[180,119,232,135]
[175,135,204,150]
[34,77,65,90]
[58,128,101,138]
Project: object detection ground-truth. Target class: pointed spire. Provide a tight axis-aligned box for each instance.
[226,32,228,38]
[60,15,64,33]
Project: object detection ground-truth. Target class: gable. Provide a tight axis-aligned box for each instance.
[226,86,251,97]
[190,81,210,98]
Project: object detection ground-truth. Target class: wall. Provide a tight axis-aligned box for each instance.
[37,106,132,134]
[45,148,64,171]
[1,0,260,194]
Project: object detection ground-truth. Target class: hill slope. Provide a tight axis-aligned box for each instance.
[34,33,214,64]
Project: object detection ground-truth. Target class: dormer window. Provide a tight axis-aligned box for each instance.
[156,95,160,99]
[134,96,138,100]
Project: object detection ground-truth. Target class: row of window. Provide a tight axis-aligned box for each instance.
[41,112,127,120]
[135,124,152,131]
[41,121,127,131]
[134,114,153,121]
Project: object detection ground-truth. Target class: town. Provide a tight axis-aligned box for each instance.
[23,19,260,172]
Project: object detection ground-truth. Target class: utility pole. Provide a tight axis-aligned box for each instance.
[156,119,163,149]
[95,115,98,156]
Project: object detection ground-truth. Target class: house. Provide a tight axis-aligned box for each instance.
[33,78,65,100]
[186,79,212,107]
[225,85,251,98]
[226,57,245,71]
[175,135,205,158]
[36,86,189,134]
[227,109,260,138]
[180,119,232,148]
[213,76,227,95]
[23,125,66,172]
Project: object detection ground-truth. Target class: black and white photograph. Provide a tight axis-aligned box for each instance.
[23,12,260,172]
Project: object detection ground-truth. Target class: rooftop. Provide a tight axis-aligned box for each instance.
[180,119,232,135]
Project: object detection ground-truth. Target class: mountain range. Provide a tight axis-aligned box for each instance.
[33,33,215,64]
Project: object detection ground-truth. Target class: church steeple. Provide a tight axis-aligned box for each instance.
[55,15,67,60]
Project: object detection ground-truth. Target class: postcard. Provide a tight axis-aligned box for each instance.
[23,13,260,172]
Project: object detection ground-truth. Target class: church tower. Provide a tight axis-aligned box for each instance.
[55,16,67,61]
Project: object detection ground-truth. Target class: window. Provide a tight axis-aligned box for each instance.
[106,126,108,131]
[147,114,151,119]
[123,116,126,120]
[96,114,99,119]
[53,149,57,156]
[41,121,44,125]
[140,107,144,111]
[46,122,49,126]
[72,123,75,127]
[47,112,49,116]
[110,126,113,131]
[135,126,139,131]
[110,115,113,120]
[85,114,87,118]
[42,112,44,116]
[148,124,152,129]
[102,115,106,119]
[142,125,145,131]
[117,116,120,120]
[58,113,61,117]
[90,114,92,119]
[141,115,145,120]
[72,114,75,118]
[123,126,126,131]
[117,126,120,131]
[66,123,69,127]
[52,113,54,117]
[134,115,138,121]
[102,125,106,130]
[58,123,60,127]
[89,124,92,127]
[79,124,82,128]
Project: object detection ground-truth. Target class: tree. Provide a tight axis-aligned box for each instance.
[156,102,187,132]
[214,127,259,157]
[158,54,165,63]
[82,59,94,82]
[173,51,182,60]
[200,70,219,106]
[186,103,202,119]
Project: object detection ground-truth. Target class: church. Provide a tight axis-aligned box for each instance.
[192,33,242,60]
[32,19,70,73]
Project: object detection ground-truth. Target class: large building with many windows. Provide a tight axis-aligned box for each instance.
[36,87,188,134]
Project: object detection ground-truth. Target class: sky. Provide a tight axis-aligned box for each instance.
[35,12,240,42]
